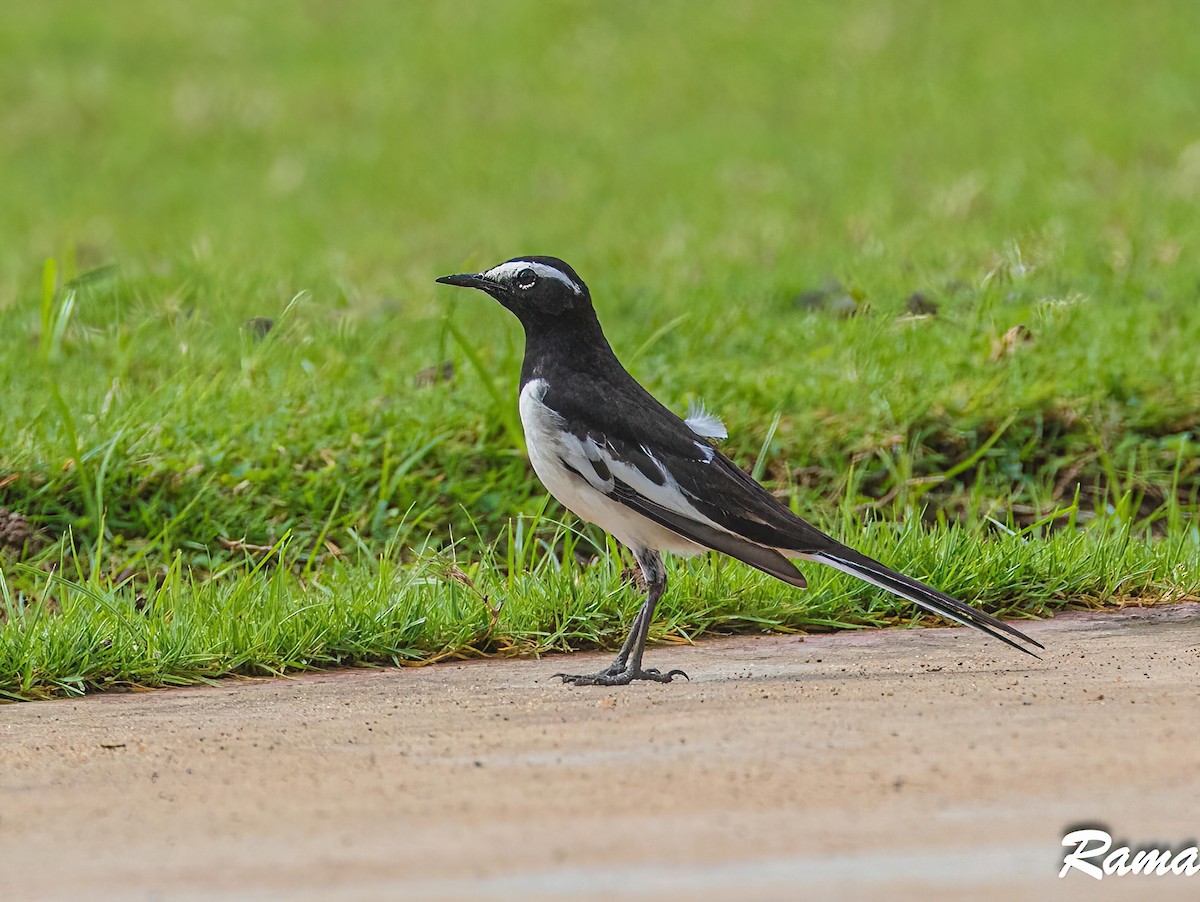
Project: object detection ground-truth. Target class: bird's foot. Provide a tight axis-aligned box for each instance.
[554,666,689,687]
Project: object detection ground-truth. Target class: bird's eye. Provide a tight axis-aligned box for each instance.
[515,268,538,290]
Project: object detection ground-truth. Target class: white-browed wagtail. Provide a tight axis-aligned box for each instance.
[437,256,1042,686]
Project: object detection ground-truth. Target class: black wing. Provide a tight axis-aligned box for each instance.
[541,367,838,553]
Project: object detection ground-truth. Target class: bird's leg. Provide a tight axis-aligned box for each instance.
[595,554,653,673]
[588,593,651,677]
[555,549,688,686]
[595,584,655,674]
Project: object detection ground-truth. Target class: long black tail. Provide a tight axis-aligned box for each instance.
[814,545,1043,657]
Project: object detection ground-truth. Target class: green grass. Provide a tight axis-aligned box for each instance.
[3,512,1196,701]
[2,1,1199,700]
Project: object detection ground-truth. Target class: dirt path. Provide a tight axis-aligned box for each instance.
[3,604,1199,900]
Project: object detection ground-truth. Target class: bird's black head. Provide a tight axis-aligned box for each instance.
[436,256,591,320]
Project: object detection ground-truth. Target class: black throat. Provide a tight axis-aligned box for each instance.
[516,305,620,389]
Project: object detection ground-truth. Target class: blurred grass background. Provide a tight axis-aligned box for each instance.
[1,1,1198,697]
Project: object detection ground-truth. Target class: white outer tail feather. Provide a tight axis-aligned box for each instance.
[815,552,981,633]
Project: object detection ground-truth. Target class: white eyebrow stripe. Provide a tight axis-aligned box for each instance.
[483,260,583,296]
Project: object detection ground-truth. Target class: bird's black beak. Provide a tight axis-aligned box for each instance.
[436,272,494,292]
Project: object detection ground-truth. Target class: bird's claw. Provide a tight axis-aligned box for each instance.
[643,667,690,682]
[553,667,689,686]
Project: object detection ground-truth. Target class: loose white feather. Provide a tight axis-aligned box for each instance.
[684,400,728,441]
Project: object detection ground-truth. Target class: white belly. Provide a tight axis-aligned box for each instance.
[518,379,704,555]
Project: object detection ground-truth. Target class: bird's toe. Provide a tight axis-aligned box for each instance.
[551,666,687,686]
[639,667,689,683]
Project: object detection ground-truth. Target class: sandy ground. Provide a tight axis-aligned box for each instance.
[2,603,1199,901]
